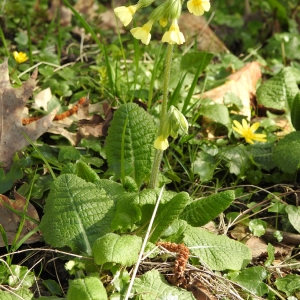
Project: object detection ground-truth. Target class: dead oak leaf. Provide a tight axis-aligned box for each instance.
[0,191,41,247]
[0,59,56,170]
[196,62,262,120]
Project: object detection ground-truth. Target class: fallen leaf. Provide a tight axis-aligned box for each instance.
[179,13,228,53]
[47,0,72,26]
[33,87,52,111]
[0,59,56,170]
[245,236,292,259]
[196,62,262,120]
[77,102,115,140]
[0,191,41,247]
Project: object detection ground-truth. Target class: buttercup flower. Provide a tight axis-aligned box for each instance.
[13,51,28,64]
[187,0,211,16]
[232,119,267,144]
[154,135,169,150]
[130,20,154,45]
[161,19,185,45]
[114,5,139,26]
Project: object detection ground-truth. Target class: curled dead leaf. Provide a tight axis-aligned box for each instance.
[0,191,40,247]
[0,59,56,170]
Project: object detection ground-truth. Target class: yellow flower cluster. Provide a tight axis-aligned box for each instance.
[232,119,267,144]
[114,0,210,45]
[13,51,28,64]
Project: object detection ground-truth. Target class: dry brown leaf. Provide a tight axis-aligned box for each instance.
[187,283,218,300]
[0,191,41,247]
[196,62,262,120]
[245,236,292,260]
[0,59,56,170]
[179,13,228,53]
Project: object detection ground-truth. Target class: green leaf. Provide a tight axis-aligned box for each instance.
[40,174,115,255]
[58,146,81,162]
[111,192,141,232]
[265,243,275,267]
[161,220,188,242]
[75,161,100,183]
[0,158,27,194]
[275,274,300,297]
[272,132,300,173]
[192,152,216,182]
[285,205,300,233]
[8,265,35,289]
[66,276,107,300]
[232,266,269,296]
[92,233,142,266]
[180,191,235,227]
[0,289,33,300]
[43,279,63,296]
[95,179,126,202]
[105,103,156,187]
[149,192,189,243]
[249,219,267,237]
[183,226,251,271]
[256,67,298,111]
[219,144,251,175]
[250,143,276,171]
[200,103,230,126]
[133,270,195,299]
[180,51,214,73]
[291,93,300,131]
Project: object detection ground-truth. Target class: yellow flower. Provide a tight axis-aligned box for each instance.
[114,5,139,26]
[232,119,267,144]
[154,135,169,150]
[13,51,28,64]
[187,0,211,16]
[159,17,168,27]
[161,20,185,45]
[130,20,154,45]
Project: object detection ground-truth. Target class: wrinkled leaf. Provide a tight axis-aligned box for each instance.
[40,174,115,255]
[256,67,298,111]
[180,190,235,227]
[105,103,156,187]
[183,226,251,271]
[133,270,195,299]
[67,276,107,300]
[93,233,142,266]
[150,192,189,243]
[273,132,300,174]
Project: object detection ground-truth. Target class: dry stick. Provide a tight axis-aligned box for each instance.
[124,185,165,300]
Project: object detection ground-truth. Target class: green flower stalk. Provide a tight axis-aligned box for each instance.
[114,0,211,187]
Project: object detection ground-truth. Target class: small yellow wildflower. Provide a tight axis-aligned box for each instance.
[130,20,154,45]
[159,17,168,27]
[161,20,185,45]
[13,51,28,64]
[114,5,139,26]
[232,119,267,144]
[187,0,211,16]
[154,135,169,150]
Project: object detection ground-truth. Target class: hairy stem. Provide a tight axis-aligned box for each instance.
[149,43,174,188]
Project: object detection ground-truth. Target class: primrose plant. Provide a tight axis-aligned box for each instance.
[38,1,256,299]
[115,0,210,188]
